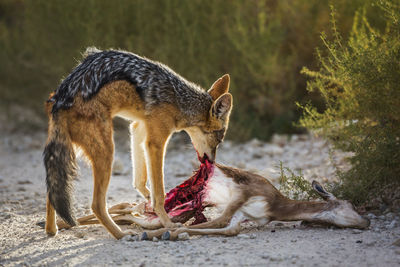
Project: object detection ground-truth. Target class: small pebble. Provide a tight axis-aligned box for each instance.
[74,232,86,238]
[237,234,250,239]
[386,220,397,229]
[121,235,133,242]
[112,159,125,175]
[177,232,190,240]
[392,239,400,247]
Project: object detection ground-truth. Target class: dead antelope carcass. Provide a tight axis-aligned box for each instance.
[57,160,370,240]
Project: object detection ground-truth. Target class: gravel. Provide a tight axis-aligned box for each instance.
[0,131,399,266]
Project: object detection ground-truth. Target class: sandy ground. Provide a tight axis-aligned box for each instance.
[1,129,400,266]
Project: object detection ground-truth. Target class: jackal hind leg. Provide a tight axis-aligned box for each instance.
[72,119,133,239]
[45,193,57,236]
[130,122,150,200]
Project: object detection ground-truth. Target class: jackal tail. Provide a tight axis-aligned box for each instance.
[43,110,77,226]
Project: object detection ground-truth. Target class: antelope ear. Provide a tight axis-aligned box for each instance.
[208,74,230,100]
[211,93,232,120]
[312,180,336,201]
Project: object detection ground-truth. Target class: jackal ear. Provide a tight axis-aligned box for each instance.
[211,93,232,120]
[208,74,230,100]
[312,180,336,201]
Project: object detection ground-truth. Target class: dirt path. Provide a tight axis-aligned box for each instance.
[1,131,399,266]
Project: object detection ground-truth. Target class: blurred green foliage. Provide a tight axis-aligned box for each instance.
[0,0,374,140]
[299,0,400,206]
[278,162,319,201]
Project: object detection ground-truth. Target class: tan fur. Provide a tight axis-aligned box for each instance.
[45,75,232,239]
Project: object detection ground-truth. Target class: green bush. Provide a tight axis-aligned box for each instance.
[278,162,319,200]
[0,0,371,139]
[299,0,400,206]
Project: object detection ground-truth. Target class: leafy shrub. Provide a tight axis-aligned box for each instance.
[299,0,400,206]
[0,0,372,139]
[278,162,319,200]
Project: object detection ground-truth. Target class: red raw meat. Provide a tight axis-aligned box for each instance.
[163,156,214,225]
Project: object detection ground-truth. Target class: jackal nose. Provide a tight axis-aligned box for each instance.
[210,148,216,162]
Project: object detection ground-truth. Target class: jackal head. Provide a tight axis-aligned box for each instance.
[186,74,232,163]
[311,181,370,229]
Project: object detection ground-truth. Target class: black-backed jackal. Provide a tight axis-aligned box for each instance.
[43,48,233,239]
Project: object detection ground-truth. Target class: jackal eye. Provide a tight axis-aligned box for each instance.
[200,129,212,135]
[214,128,226,142]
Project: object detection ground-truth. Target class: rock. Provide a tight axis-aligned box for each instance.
[252,153,263,159]
[112,158,125,175]
[121,234,138,242]
[17,180,32,185]
[352,229,363,234]
[121,235,132,242]
[367,213,377,219]
[265,145,284,156]
[271,134,288,147]
[248,138,263,148]
[74,231,86,238]
[236,162,246,169]
[237,234,250,239]
[356,240,362,244]
[249,234,257,239]
[385,212,395,220]
[177,232,189,240]
[386,220,397,229]
[392,239,400,247]
[152,237,158,242]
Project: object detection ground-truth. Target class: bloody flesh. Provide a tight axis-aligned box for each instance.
[163,157,214,225]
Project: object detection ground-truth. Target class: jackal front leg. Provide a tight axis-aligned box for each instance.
[144,126,179,229]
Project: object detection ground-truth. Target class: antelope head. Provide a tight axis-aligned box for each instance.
[311,181,370,229]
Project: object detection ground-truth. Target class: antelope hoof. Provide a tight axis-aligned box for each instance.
[161,231,171,241]
[141,232,149,241]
